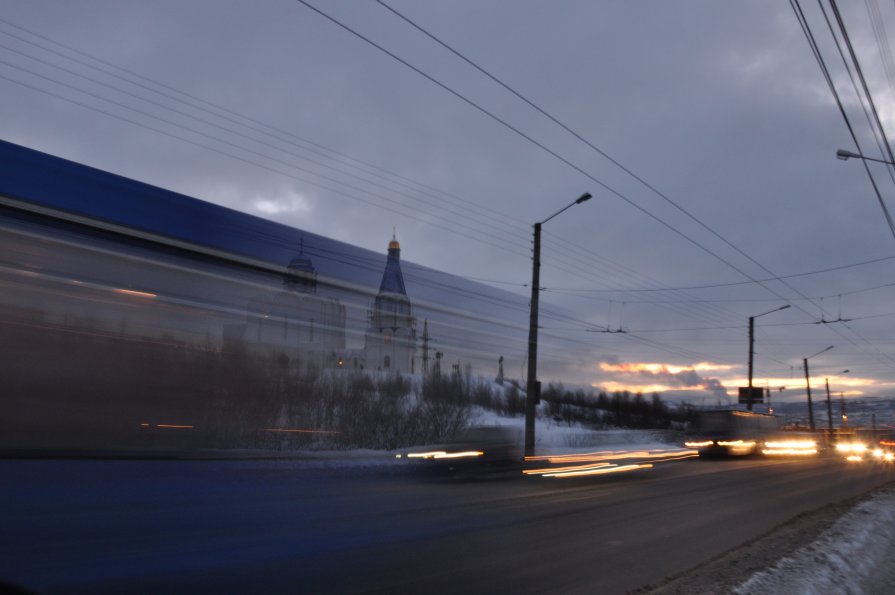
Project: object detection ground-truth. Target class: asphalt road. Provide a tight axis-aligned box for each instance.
[2,455,893,594]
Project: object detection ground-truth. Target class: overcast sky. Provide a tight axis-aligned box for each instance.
[4,0,895,404]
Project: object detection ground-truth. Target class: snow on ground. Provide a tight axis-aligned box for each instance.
[471,408,680,453]
[282,412,683,470]
[731,488,895,595]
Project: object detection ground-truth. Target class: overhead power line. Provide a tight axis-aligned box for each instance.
[312,0,894,367]
[296,0,796,291]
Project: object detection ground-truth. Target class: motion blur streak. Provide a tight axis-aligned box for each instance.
[762,448,818,456]
[684,441,713,448]
[645,453,700,463]
[406,451,484,459]
[156,424,193,429]
[837,443,868,453]
[113,288,157,298]
[542,463,654,478]
[263,428,341,434]
[523,462,613,476]
[764,440,817,449]
[762,440,818,456]
[846,455,864,462]
[525,448,696,464]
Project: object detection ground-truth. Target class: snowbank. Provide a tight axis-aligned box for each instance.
[470,408,679,452]
[732,488,895,594]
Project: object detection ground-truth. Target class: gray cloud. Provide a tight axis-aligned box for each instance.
[2,0,895,397]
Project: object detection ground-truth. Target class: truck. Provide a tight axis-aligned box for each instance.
[685,409,782,457]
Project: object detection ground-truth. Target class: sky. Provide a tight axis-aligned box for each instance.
[3,0,895,404]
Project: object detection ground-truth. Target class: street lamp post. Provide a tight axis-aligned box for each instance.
[825,369,849,435]
[803,346,833,433]
[747,304,790,411]
[525,192,592,458]
[836,149,895,166]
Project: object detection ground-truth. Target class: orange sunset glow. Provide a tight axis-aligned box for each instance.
[594,360,887,398]
[599,362,734,374]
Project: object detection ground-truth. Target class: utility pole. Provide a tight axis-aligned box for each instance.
[804,358,815,433]
[825,377,834,435]
[840,393,847,427]
[421,319,429,374]
[802,346,833,433]
[525,192,591,458]
[747,305,790,410]
[525,222,542,459]
[748,316,754,409]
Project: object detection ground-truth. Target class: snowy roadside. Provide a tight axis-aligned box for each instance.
[1,414,686,469]
[638,483,895,595]
[731,488,895,595]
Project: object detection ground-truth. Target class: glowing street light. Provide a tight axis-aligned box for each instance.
[525,192,592,458]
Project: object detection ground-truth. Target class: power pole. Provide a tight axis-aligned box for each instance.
[524,192,591,458]
[825,377,834,434]
[840,393,847,428]
[746,305,789,410]
[525,222,542,458]
[747,316,755,410]
[421,319,429,374]
[804,358,816,433]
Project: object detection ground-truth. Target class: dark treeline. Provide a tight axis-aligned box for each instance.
[4,311,693,452]
[542,383,697,430]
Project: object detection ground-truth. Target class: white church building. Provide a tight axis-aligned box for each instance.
[363,235,417,373]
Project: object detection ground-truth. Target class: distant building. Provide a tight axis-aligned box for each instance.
[364,234,417,373]
[225,247,346,369]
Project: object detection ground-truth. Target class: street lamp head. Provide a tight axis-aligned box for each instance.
[779,304,792,311]
[837,149,860,161]
[576,192,592,204]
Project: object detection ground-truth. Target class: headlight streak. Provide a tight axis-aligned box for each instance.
[762,440,818,456]
[684,441,713,448]
[522,449,696,478]
[762,448,818,456]
[540,463,654,478]
[113,288,157,298]
[406,450,484,460]
[764,440,816,449]
[523,462,613,476]
[836,443,868,453]
[525,448,696,464]
[846,455,864,462]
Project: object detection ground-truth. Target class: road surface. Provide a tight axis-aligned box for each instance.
[2,455,893,593]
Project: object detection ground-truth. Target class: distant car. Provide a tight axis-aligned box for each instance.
[404,425,523,476]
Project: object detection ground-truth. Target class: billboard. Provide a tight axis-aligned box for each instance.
[738,387,765,404]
